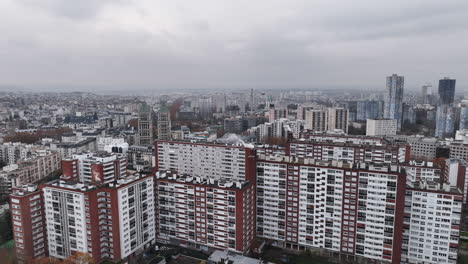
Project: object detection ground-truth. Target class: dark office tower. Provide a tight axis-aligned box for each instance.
[384,74,404,130]
[438,77,456,105]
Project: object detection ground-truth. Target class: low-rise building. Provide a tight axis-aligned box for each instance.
[0,150,60,196]
[366,119,398,136]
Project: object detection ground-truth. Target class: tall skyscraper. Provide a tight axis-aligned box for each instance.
[356,100,382,121]
[250,88,255,110]
[460,106,468,130]
[435,104,455,137]
[384,74,404,129]
[157,102,171,140]
[435,77,456,137]
[438,77,456,105]
[136,103,153,146]
[421,84,432,104]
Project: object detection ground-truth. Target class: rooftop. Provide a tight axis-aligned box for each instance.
[208,250,262,264]
[290,138,406,148]
[408,180,462,194]
[156,170,249,190]
[257,154,403,173]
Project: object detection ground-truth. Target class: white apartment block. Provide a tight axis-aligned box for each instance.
[268,108,287,122]
[0,142,35,165]
[444,159,468,204]
[61,152,127,184]
[97,137,129,154]
[366,119,398,136]
[402,181,462,264]
[155,141,256,182]
[248,119,305,141]
[38,174,155,263]
[401,160,442,183]
[256,155,406,263]
[43,184,88,259]
[300,133,385,145]
[305,109,328,132]
[288,140,410,164]
[155,171,256,253]
[328,107,349,133]
[304,108,349,133]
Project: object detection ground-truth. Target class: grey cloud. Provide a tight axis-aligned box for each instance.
[0,0,467,92]
[17,0,125,19]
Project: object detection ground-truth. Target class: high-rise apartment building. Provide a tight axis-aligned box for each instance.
[155,140,256,182]
[157,104,172,141]
[297,105,317,120]
[328,107,349,133]
[402,181,462,264]
[366,119,398,136]
[384,74,404,129]
[305,109,328,132]
[401,160,441,183]
[154,171,256,253]
[248,119,305,141]
[438,77,456,105]
[11,174,155,263]
[256,155,406,263]
[10,185,47,263]
[61,152,127,184]
[268,108,287,122]
[0,142,35,165]
[137,103,154,146]
[287,139,410,164]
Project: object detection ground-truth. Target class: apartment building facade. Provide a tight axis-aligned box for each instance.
[61,152,127,184]
[401,161,442,183]
[287,140,410,164]
[10,185,47,263]
[402,181,462,264]
[154,171,256,253]
[256,155,406,263]
[155,140,256,182]
[10,174,155,263]
[0,150,61,195]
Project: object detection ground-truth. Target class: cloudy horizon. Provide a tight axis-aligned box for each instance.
[1,0,467,93]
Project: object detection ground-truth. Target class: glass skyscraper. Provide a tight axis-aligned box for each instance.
[435,77,456,137]
[438,77,456,105]
[460,107,468,131]
[435,105,455,137]
[384,74,404,129]
[356,100,382,121]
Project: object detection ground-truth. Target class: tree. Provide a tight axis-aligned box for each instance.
[62,252,94,264]
[0,211,12,244]
[127,119,138,129]
[169,98,184,121]
[4,128,73,144]
[265,137,288,146]
[30,252,94,264]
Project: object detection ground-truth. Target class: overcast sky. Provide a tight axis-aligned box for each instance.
[1,0,467,92]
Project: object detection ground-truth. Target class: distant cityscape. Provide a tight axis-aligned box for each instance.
[1,74,468,264]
